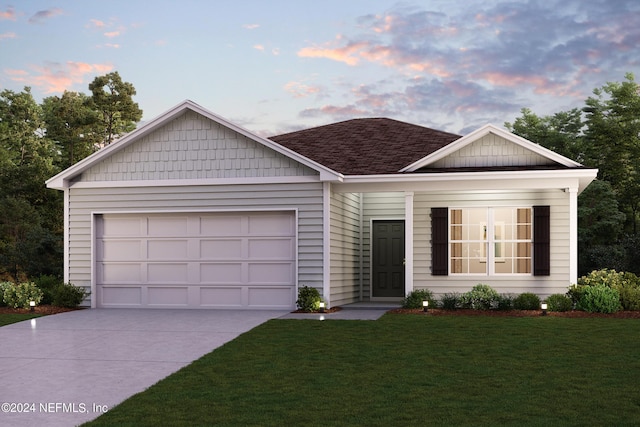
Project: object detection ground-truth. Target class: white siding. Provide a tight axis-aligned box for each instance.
[77,110,318,182]
[430,134,555,168]
[329,192,361,306]
[66,182,324,305]
[413,189,570,299]
[362,193,405,299]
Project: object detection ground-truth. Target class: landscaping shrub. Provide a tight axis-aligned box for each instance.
[0,282,11,307]
[575,269,640,311]
[296,286,321,312]
[440,293,461,310]
[33,274,62,305]
[513,293,541,310]
[578,285,621,313]
[496,294,514,311]
[461,284,500,310]
[545,294,573,312]
[52,283,89,308]
[402,289,434,309]
[2,282,44,309]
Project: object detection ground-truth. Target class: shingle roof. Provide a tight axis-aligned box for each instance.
[269,118,461,175]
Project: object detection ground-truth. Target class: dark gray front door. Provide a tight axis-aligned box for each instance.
[372,220,405,298]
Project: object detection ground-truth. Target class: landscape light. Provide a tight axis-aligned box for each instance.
[423,300,429,313]
[319,301,325,313]
[29,301,36,312]
[541,302,548,316]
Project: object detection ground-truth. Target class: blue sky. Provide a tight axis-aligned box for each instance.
[1,0,639,136]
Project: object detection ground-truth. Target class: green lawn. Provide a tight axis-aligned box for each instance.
[0,313,41,327]
[85,314,640,426]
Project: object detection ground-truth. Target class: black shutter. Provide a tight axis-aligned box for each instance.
[533,205,550,276]
[432,207,448,276]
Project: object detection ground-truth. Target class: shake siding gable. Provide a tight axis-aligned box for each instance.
[429,133,555,168]
[76,110,318,183]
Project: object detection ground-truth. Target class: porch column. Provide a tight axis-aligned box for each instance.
[405,191,414,294]
[322,182,331,306]
[568,186,578,285]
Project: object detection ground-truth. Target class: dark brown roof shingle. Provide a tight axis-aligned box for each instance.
[269,118,461,175]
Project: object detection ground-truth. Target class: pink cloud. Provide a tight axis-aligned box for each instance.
[298,37,368,66]
[0,6,16,20]
[87,19,106,29]
[0,32,16,41]
[284,81,322,98]
[243,24,259,30]
[7,61,113,93]
[103,31,120,38]
[253,44,265,51]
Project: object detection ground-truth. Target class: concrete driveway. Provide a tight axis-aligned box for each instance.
[0,308,288,427]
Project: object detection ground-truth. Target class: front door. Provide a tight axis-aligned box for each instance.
[372,220,405,298]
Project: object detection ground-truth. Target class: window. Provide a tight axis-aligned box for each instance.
[450,207,532,275]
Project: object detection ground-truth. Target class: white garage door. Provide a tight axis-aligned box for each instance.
[95,211,296,309]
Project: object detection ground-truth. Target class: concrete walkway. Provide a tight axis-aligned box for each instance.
[0,309,288,427]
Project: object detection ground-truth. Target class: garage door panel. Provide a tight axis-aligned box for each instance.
[147,240,189,259]
[248,214,294,235]
[97,212,295,309]
[148,216,189,236]
[200,287,243,307]
[101,286,142,305]
[200,239,243,258]
[101,263,141,282]
[200,263,244,283]
[147,263,189,283]
[200,215,243,236]
[248,239,295,259]
[248,287,293,307]
[148,287,189,306]
[248,263,294,283]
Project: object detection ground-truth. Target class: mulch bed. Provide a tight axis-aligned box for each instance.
[0,305,81,315]
[292,307,342,314]
[388,308,640,318]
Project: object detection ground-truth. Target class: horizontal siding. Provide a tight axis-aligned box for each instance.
[67,182,324,303]
[78,110,318,182]
[413,189,571,299]
[329,192,361,306]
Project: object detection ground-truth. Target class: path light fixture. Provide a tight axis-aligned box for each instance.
[29,301,36,312]
[423,300,429,313]
[319,301,325,313]
[541,302,548,316]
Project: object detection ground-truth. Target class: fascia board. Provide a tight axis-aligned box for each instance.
[399,124,582,172]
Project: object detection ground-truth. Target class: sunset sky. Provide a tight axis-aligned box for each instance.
[1,0,639,136]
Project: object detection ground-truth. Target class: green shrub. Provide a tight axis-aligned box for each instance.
[617,285,640,311]
[578,285,621,313]
[2,282,44,309]
[402,289,434,309]
[461,284,500,310]
[567,284,586,308]
[440,293,461,310]
[546,294,573,312]
[576,269,640,311]
[0,282,11,307]
[52,283,88,308]
[33,274,62,305]
[296,286,321,312]
[496,294,514,311]
[513,293,541,310]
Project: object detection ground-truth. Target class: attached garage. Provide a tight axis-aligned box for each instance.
[95,211,297,309]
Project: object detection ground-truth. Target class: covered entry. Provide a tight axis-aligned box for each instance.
[95,211,296,309]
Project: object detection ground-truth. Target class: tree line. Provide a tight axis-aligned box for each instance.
[1,72,638,281]
[0,72,141,281]
[506,73,640,275]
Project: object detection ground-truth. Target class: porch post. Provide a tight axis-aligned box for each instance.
[405,191,414,294]
[322,182,332,306]
[568,186,578,285]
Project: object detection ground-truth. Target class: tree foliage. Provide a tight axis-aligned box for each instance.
[0,72,141,281]
[89,71,142,146]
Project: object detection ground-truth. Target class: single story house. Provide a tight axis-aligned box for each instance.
[46,100,598,310]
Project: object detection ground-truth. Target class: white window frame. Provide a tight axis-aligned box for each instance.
[449,207,532,276]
